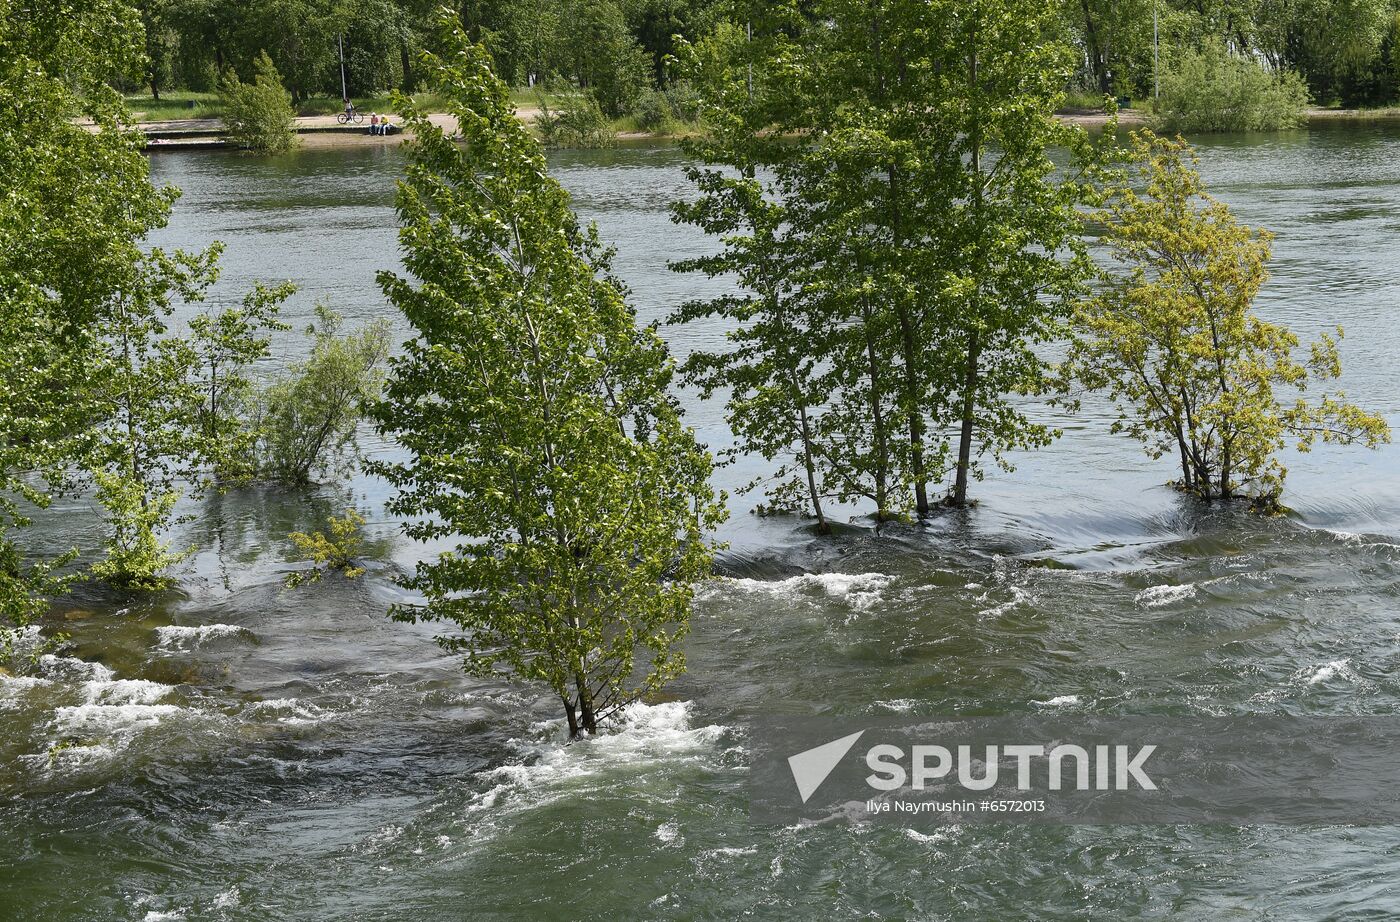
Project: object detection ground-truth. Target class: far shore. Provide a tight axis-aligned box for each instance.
[128,102,1400,152]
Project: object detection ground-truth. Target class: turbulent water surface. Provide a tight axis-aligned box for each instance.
[5,126,1400,920]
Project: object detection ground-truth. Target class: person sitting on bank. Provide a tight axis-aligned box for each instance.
[380,115,395,135]
[369,112,379,135]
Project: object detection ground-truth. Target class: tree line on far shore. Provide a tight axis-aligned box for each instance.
[132,0,1400,134]
[1,0,1390,734]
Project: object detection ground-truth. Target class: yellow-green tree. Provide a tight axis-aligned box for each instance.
[1067,131,1390,507]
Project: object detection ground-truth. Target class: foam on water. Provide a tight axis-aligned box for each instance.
[1301,658,1355,686]
[247,697,332,726]
[155,624,250,650]
[979,585,1035,617]
[1035,695,1082,707]
[466,701,728,820]
[1135,583,1199,609]
[710,572,894,611]
[82,678,173,706]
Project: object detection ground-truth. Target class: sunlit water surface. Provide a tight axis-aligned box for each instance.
[5,126,1400,920]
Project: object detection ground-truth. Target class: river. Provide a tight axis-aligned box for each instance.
[4,125,1400,920]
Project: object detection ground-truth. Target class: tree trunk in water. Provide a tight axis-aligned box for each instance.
[887,164,929,517]
[860,295,891,519]
[574,674,597,736]
[563,696,579,738]
[797,404,829,534]
[952,39,983,508]
[952,331,980,505]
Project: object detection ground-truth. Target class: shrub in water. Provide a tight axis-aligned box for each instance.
[254,306,391,484]
[284,509,368,588]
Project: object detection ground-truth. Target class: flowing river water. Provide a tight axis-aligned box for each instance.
[5,125,1400,920]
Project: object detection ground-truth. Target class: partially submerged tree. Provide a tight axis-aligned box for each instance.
[1066,131,1390,507]
[371,17,724,738]
[86,250,293,589]
[191,281,295,481]
[284,508,368,588]
[255,305,391,484]
[673,0,1102,523]
[1,0,176,617]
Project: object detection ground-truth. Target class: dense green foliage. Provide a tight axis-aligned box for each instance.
[131,0,719,125]
[255,306,391,485]
[672,0,1104,525]
[220,51,298,154]
[1,0,193,607]
[370,17,724,736]
[534,90,618,147]
[127,0,1400,124]
[1065,133,1390,505]
[1157,43,1311,132]
[1063,0,1400,108]
[0,0,349,600]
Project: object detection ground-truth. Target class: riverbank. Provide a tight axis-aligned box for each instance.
[126,100,1400,154]
[134,105,1147,152]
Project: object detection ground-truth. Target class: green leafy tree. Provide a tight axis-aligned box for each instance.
[84,250,293,589]
[669,23,838,530]
[940,0,1107,506]
[255,305,391,484]
[221,50,297,154]
[1,0,172,627]
[190,282,294,481]
[1066,132,1390,506]
[85,247,220,589]
[371,16,725,737]
[671,167,834,533]
[534,89,618,148]
[563,0,653,115]
[675,0,1101,521]
[1157,43,1310,132]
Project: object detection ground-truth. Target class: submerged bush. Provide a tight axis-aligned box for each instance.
[284,509,367,588]
[1156,46,1310,133]
[254,306,391,484]
[221,51,297,154]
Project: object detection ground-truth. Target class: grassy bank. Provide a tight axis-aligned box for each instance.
[1306,105,1400,122]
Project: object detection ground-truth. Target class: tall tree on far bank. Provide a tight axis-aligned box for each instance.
[1066,132,1390,507]
[371,16,725,737]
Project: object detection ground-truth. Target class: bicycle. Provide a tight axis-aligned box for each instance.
[337,108,364,125]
